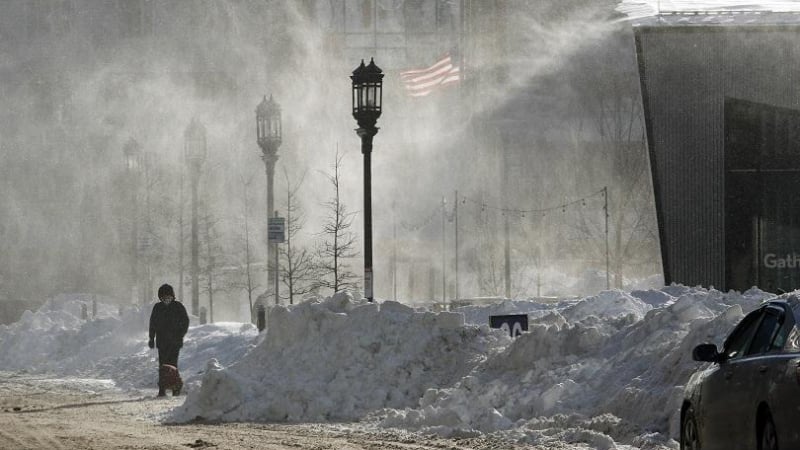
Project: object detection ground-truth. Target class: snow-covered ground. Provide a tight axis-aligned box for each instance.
[617,0,800,19]
[0,285,777,449]
[0,293,257,392]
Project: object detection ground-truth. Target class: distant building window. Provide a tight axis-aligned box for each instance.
[436,0,456,32]
[403,0,426,32]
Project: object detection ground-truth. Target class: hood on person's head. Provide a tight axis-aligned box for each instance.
[158,284,175,304]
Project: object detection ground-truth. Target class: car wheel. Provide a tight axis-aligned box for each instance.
[681,407,701,450]
[759,413,778,450]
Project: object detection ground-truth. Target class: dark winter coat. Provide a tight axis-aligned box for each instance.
[149,301,189,349]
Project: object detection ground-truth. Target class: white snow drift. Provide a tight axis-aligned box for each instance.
[0,294,257,391]
[0,285,780,449]
[173,292,508,422]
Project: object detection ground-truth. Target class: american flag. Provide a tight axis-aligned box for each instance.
[400,53,461,98]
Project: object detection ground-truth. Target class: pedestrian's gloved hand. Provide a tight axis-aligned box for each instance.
[148,339,154,349]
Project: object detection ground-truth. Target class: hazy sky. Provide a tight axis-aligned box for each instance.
[0,1,658,307]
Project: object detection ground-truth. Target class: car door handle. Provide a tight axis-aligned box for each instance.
[759,365,769,373]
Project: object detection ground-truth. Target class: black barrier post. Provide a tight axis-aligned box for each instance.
[92,297,97,319]
[81,303,88,320]
[489,314,529,338]
[256,304,266,332]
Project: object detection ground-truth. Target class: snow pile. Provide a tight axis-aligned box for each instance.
[172,292,508,422]
[561,290,652,322]
[0,285,781,448]
[617,0,800,20]
[0,294,127,371]
[454,298,577,326]
[630,289,673,308]
[173,285,772,448]
[376,286,772,446]
[0,294,258,391]
[92,321,258,391]
[452,288,653,331]
[536,270,664,298]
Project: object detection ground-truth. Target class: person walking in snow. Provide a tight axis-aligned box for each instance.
[148,283,189,396]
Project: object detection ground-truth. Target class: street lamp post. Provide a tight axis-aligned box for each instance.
[441,196,447,304]
[256,95,282,304]
[184,119,207,317]
[351,58,383,302]
[123,138,141,305]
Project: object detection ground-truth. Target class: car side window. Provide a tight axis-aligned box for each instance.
[745,307,784,356]
[723,309,764,360]
[770,306,795,352]
[785,302,800,352]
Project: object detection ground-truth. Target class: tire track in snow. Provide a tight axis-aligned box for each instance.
[0,414,66,450]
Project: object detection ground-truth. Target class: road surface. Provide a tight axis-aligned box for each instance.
[0,372,570,450]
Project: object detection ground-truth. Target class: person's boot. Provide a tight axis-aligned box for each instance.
[157,388,167,397]
[172,380,183,396]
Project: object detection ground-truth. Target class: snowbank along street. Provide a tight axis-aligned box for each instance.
[0,286,777,449]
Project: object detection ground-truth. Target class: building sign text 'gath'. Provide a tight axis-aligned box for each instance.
[764,253,800,269]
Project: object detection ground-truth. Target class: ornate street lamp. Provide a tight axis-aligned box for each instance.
[351,58,383,302]
[256,95,282,305]
[257,94,282,149]
[184,118,207,316]
[123,138,141,305]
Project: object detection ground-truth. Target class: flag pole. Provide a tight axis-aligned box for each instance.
[454,189,459,302]
[604,186,610,290]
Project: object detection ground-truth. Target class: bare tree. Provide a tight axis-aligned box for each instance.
[197,161,227,322]
[200,161,264,323]
[564,64,657,288]
[200,211,223,322]
[280,168,319,304]
[467,207,535,298]
[470,200,504,296]
[221,170,263,319]
[603,106,652,285]
[317,149,359,294]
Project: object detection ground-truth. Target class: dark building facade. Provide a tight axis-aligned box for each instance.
[635,14,800,292]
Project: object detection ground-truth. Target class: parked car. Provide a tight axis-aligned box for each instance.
[681,297,800,450]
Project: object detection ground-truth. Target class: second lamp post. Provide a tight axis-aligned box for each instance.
[256,95,282,305]
[351,58,383,302]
